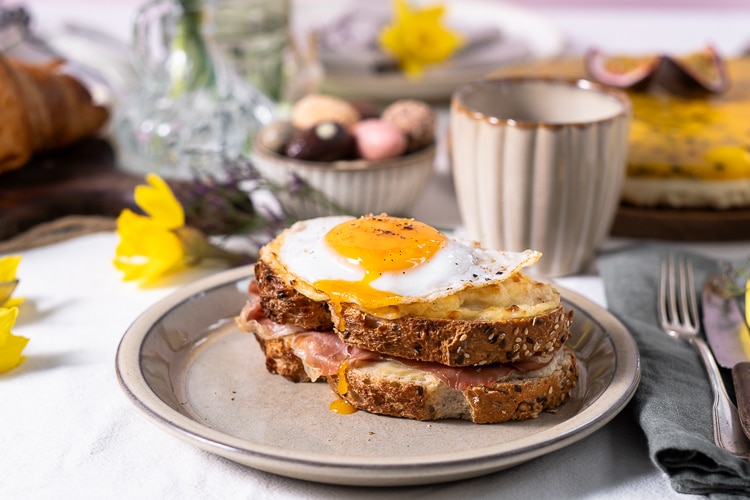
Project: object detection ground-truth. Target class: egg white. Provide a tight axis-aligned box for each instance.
[276,216,541,304]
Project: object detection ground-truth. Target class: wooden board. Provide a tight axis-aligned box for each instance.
[612,205,750,241]
[0,138,139,241]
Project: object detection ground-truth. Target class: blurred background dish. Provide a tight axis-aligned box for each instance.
[292,0,565,102]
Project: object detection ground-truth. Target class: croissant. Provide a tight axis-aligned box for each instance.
[0,54,109,174]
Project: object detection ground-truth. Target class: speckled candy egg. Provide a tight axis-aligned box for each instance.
[381,99,436,152]
[352,119,407,161]
[291,94,361,130]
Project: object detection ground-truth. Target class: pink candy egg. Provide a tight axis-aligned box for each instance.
[352,119,407,160]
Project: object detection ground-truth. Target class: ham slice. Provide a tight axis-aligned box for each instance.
[237,293,306,339]
[288,329,554,390]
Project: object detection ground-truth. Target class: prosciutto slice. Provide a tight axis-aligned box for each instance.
[287,330,555,391]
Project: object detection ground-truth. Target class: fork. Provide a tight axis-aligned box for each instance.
[659,255,750,456]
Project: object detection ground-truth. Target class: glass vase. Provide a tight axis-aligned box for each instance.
[113,0,275,180]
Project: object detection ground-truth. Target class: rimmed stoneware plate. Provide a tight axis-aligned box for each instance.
[294,0,565,102]
[116,266,640,487]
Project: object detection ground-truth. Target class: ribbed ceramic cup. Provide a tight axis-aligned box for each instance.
[450,78,631,277]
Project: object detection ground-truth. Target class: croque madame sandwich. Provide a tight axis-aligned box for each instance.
[236,214,577,424]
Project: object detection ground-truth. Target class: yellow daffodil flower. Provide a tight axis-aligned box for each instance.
[114,174,188,284]
[379,0,463,77]
[0,255,24,307]
[0,307,28,374]
[114,174,248,285]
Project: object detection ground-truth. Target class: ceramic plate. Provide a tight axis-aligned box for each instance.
[293,0,565,102]
[116,266,640,486]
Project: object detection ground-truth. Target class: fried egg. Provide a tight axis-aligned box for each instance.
[276,214,541,310]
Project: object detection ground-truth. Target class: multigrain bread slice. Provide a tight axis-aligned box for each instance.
[251,332,310,383]
[328,347,578,424]
[236,299,578,424]
[254,259,333,331]
[333,280,573,367]
[254,258,573,366]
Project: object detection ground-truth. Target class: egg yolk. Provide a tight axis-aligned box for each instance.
[314,214,447,309]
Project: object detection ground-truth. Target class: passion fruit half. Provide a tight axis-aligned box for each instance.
[659,44,730,95]
[585,45,730,96]
[585,48,661,90]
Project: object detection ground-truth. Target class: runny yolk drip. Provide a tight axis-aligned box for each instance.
[329,359,356,414]
[330,398,356,414]
[337,359,350,395]
[314,215,447,312]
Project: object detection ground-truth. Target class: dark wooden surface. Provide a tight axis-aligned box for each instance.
[0,138,139,241]
[611,204,750,242]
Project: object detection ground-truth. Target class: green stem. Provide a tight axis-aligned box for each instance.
[168,4,215,97]
[175,226,253,267]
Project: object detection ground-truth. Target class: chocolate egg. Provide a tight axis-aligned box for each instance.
[352,119,407,161]
[285,121,355,162]
[381,99,436,152]
[291,94,361,130]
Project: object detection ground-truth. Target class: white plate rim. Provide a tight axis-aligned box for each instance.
[115,265,640,486]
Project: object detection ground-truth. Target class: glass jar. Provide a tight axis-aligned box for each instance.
[213,0,290,102]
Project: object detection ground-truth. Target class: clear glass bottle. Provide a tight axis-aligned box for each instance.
[113,0,275,180]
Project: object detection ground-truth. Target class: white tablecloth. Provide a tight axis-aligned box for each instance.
[5,1,750,498]
[0,231,690,500]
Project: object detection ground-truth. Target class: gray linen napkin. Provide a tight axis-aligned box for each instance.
[597,244,750,499]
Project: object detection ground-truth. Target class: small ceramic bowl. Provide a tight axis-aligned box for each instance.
[251,123,436,218]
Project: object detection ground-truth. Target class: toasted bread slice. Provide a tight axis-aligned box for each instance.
[255,254,572,366]
[255,259,333,331]
[251,332,311,382]
[332,279,573,366]
[328,346,578,424]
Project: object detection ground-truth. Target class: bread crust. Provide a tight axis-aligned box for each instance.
[333,304,573,366]
[254,260,333,331]
[249,333,312,383]
[328,346,578,424]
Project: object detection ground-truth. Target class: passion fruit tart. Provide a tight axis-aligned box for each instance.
[490,54,750,210]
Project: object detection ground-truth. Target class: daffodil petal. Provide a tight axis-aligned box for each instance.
[0,307,26,373]
[0,306,17,332]
[4,297,25,307]
[0,332,28,373]
[0,255,21,282]
[134,174,185,229]
[114,214,187,284]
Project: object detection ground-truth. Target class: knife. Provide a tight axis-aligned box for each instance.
[701,275,750,442]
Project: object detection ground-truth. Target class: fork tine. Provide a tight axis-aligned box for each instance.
[667,255,678,324]
[677,256,690,327]
[658,257,668,325]
[685,258,699,329]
